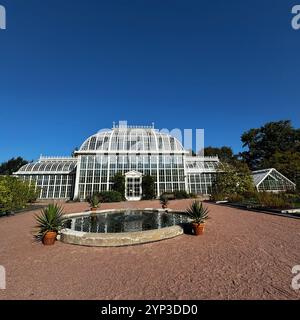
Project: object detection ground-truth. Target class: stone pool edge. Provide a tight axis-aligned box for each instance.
[60,209,188,247]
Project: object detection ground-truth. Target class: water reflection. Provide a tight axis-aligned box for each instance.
[64,211,188,234]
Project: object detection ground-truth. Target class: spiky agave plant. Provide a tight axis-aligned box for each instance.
[185,201,209,224]
[87,193,101,209]
[34,204,65,242]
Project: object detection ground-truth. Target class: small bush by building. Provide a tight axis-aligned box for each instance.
[95,191,124,203]
[159,190,198,200]
[227,193,245,203]
[188,193,198,199]
[111,173,125,198]
[173,190,190,199]
[142,175,156,200]
[160,192,175,200]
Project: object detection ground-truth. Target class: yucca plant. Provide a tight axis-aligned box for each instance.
[185,201,209,224]
[87,193,101,209]
[34,204,65,242]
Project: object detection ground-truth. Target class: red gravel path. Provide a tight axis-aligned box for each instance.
[0,200,300,300]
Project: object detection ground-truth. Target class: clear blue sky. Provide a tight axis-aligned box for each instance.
[0,0,299,162]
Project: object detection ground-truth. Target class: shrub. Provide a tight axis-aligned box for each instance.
[0,182,13,214]
[282,192,299,202]
[96,191,124,203]
[296,178,300,193]
[173,190,190,199]
[142,175,156,200]
[213,163,255,198]
[111,173,125,196]
[160,192,175,200]
[0,176,38,214]
[228,193,245,203]
[210,193,227,202]
[256,192,289,209]
[27,184,39,203]
[188,193,198,199]
[159,190,191,200]
[284,193,300,208]
[241,190,258,200]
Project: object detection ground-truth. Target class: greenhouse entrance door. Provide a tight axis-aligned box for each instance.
[125,171,142,201]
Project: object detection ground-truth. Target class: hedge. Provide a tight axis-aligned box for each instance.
[0,176,38,214]
[95,191,124,203]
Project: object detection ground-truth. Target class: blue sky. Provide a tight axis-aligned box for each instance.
[0,0,299,162]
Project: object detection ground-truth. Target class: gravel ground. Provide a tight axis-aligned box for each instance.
[0,199,300,300]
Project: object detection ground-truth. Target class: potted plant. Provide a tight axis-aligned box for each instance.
[160,194,169,209]
[186,201,209,236]
[34,204,65,245]
[88,193,101,212]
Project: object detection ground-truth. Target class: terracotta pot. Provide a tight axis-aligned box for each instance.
[91,207,98,212]
[162,204,168,209]
[42,231,57,245]
[192,223,205,236]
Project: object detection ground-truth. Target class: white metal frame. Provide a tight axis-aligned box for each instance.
[253,168,296,191]
[125,171,143,201]
[14,124,224,200]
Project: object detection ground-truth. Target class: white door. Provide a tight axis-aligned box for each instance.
[125,171,142,201]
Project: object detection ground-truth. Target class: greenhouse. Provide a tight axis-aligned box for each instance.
[15,157,77,199]
[14,123,296,200]
[252,168,296,193]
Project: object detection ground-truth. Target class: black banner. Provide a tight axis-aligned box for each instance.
[0,300,297,319]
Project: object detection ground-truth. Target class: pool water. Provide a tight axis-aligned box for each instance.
[63,210,189,233]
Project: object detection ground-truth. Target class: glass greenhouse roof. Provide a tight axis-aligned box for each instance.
[16,157,77,174]
[252,169,271,186]
[78,127,186,153]
[185,156,221,172]
[252,168,296,188]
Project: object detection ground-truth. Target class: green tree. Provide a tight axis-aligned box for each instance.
[268,151,300,188]
[240,120,300,170]
[111,173,125,199]
[204,146,235,163]
[142,175,156,200]
[0,157,28,175]
[213,162,255,198]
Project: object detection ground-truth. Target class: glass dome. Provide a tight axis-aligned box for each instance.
[79,127,186,153]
